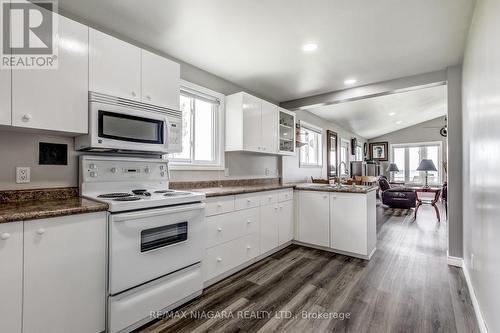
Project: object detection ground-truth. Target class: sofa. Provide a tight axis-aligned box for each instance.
[378,177,416,209]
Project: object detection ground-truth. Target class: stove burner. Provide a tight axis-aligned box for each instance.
[163,192,191,197]
[132,189,148,195]
[113,196,141,202]
[98,193,132,198]
[153,190,175,193]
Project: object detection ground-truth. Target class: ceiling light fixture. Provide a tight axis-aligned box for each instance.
[302,43,318,52]
[388,112,396,116]
[344,78,357,85]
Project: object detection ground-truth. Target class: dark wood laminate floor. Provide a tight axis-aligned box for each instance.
[138,203,479,333]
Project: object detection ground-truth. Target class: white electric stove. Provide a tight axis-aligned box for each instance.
[80,155,206,333]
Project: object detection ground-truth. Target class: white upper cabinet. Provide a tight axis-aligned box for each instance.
[278,107,296,155]
[241,93,262,152]
[261,100,278,153]
[226,92,283,154]
[0,222,23,333]
[12,15,88,133]
[23,213,106,333]
[141,50,180,110]
[0,66,10,126]
[89,28,141,101]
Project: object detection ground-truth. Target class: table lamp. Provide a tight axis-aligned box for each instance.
[416,159,437,188]
[386,163,399,181]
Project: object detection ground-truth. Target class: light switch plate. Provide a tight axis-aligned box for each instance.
[16,167,30,183]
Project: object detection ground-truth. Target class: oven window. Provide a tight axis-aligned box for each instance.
[140,222,188,252]
[98,111,164,144]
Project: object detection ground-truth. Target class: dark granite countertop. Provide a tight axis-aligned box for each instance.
[0,188,108,224]
[185,183,297,197]
[293,183,378,193]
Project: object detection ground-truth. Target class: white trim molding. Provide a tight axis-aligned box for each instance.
[462,264,490,333]
[447,253,463,267]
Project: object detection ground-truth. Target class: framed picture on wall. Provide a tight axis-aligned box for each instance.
[369,142,389,161]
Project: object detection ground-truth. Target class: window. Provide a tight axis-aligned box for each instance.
[168,81,224,170]
[390,142,442,184]
[340,139,350,175]
[299,122,322,167]
[355,145,363,162]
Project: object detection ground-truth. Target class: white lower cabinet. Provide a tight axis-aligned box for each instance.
[297,191,330,247]
[0,222,23,333]
[204,189,293,284]
[278,200,294,245]
[23,212,106,333]
[205,233,259,281]
[260,203,279,253]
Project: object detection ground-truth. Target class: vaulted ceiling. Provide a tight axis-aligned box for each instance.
[59,0,475,102]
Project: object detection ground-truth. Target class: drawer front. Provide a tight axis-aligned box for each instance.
[206,207,259,248]
[234,193,261,210]
[204,233,260,281]
[260,191,278,205]
[278,189,294,202]
[206,196,235,216]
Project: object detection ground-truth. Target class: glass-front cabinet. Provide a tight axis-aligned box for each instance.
[278,107,296,155]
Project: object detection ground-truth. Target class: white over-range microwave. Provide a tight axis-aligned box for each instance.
[75,92,182,154]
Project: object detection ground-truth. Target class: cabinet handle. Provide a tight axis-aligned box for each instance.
[323,195,328,199]
[247,199,251,204]
[217,227,222,232]
[257,147,261,150]
[246,219,252,224]
[279,205,283,209]
[131,91,137,97]
[0,232,10,240]
[36,228,45,235]
[332,196,337,200]
[217,257,223,262]
[22,114,32,122]
[217,203,223,208]
[263,147,267,151]
[274,206,278,210]
[246,245,251,250]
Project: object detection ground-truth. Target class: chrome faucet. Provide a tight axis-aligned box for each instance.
[337,161,348,185]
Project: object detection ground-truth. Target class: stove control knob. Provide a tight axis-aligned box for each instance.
[144,167,151,174]
[110,167,117,174]
[90,171,98,178]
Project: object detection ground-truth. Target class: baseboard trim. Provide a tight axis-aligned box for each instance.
[462,263,489,333]
[447,255,463,267]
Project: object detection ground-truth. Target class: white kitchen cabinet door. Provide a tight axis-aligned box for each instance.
[260,100,278,153]
[242,93,262,152]
[278,200,293,245]
[0,222,23,333]
[89,28,141,101]
[0,66,10,125]
[23,213,106,333]
[12,15,88,133]
[298,191,330,247]
[260,204,279,253]
[141,50,180,110]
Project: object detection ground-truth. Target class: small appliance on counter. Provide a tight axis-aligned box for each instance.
[351,161,381,177]
[80,155,206,333]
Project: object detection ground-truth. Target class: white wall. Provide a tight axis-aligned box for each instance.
[369,116,448,178]
[282,110,367,183]
[462,0,500,331]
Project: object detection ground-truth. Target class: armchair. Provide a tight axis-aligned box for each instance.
[378,177,416,209]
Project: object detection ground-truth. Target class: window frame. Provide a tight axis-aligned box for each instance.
[168,80,225,171]
[390,141,443,184]
[299,121,323,168]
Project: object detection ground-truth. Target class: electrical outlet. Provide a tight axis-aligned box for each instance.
[16,167,31,183]
[224,168,230,177]
[265,168,270,176]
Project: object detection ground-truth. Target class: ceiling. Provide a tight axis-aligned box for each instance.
[59,0,475,102]
[307,85,448,139]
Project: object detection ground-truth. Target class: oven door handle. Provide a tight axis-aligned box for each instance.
[112,202,205,222]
